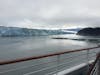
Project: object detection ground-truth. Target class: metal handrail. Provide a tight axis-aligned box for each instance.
[0,52,97,74]
[23,55,96,75]
[87,53,100,75]
[0,46,100,65]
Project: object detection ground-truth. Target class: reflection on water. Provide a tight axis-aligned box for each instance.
[0,34,99,60]
[0,34,100,75]
[51,34,100,44]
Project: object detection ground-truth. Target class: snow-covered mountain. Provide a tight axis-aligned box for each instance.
[0,26,74,36]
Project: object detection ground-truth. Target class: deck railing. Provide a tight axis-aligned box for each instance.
[0,46,100,75]
[87,52,100,75]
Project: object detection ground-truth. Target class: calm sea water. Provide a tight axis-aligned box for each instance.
[0,34,100,75]
[0,34,98,60]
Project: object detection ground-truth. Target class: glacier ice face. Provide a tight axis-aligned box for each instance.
[0,26,71,36]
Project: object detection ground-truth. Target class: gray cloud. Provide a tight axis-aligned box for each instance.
[0,0,100,28]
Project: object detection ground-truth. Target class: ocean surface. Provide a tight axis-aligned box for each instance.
[0,34,100,75]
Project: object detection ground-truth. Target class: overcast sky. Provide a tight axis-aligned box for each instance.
[0,0,100,29]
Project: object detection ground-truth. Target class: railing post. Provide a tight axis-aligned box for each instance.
[56,54,60,75]
[87,50,90,71]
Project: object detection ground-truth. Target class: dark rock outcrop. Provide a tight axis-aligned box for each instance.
[76,27,100,36]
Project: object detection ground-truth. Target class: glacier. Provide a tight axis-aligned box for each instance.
[0,26,75,36]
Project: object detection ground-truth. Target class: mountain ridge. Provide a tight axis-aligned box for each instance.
[77,27,100,36]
